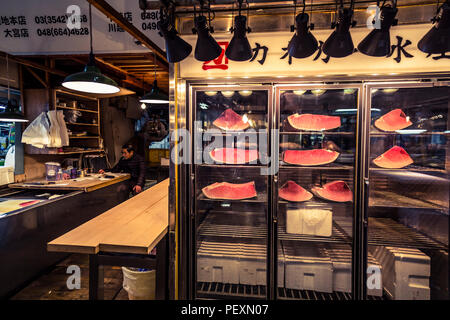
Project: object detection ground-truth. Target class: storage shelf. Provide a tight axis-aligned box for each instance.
[198,222,267,240]
[370,131,449,136]
[55,149,104,155]
[196,164,267,169]
[65,122,99,126]
[368,218,448,250]
[56,105,98,114]
[69,136,100,139]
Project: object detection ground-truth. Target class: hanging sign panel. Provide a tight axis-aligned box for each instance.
[180,24,450,78]
[0,0,164,55]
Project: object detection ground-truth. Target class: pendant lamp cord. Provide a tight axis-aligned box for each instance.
[154,50,157,84]
[89,3,93,54]
[6,54,10,102]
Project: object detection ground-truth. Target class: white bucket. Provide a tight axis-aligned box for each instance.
[121,267,156,300]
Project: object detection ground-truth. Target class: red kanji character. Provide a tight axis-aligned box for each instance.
[202,41,229,70]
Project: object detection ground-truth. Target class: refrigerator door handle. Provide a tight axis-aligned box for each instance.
[363,178,370,226]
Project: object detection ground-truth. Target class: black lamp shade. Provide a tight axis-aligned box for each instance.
[418,1,450,54]
[323,8,355,58]
[288,13,318,58]
[225,15,252,61]
[0,101,28,122]
[139,80,169,104]
[194,15,222,61]
[358,5,398,57]
[159,19,192,63]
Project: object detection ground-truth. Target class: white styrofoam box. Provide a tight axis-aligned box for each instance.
[326,244,383,296]
[372,246,430,300]
[0,166,14,186]
[283,242,333,293]
[239,243,266,286]
[286,208,332,237]
[197,241,240,284]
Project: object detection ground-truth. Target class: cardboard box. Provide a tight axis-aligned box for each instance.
[372,246,430,300]
[197,241,240,284]
[286,207,332,237]
[283,242,333,293]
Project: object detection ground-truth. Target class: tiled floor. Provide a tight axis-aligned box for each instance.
[10,254,129,300]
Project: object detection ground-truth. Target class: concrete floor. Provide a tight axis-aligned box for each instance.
[10,254,129,300]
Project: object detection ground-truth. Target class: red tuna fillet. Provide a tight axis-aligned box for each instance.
[311,181,353,202]
[374,109,413,132]
[202,181,257,200]
[283,149,340,166]
[213,109,249,131]
[279,181,313,202]
[210,148,259,164]
[373,146,413,169]
[287,113,341,131]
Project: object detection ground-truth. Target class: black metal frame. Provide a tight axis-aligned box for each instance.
[88,235,169,300]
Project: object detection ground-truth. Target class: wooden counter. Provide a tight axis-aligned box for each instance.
[47,178,169,255]
[9,173,130,193]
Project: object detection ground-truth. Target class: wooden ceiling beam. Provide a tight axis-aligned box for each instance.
[86,0,168,67]
[0,51,67,77]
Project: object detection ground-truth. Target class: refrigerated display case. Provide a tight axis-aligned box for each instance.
[184,80,449,300]
[363,82,449,300]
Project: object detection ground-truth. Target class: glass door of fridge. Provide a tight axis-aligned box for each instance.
[275,85,360,300]
[364,82,449,300]
[191,87,271,299]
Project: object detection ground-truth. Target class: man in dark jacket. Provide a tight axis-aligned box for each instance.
[99,144,146,195]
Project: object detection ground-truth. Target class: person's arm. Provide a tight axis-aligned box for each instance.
[136,156,146,188]
[110,159,123,173]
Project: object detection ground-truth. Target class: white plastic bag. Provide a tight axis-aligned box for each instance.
[121,267,156,300]
[21,112,51,148]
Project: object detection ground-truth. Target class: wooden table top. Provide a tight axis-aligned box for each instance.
[9,173,130,193]
[47,178,169,255]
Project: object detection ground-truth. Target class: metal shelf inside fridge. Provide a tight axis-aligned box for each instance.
[196,282,267,300]
[368,218,448,250]
[369,165,447,174]
[277,221,352,244]
[369,190,448,211]
[370,131,449,137]
[277,288,384,300]
[280,131,355,136]
[197,192,267,203]
[197,220,267,240]
[279,161,354,170]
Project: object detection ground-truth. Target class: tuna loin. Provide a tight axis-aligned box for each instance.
[213,108,249,131]
[283,149,340,166]
[202,181,257,200]
[279,181,313,202]
[374,109,413,132]
[287,113,341,131]
[311,180,353,202]
[373,146,413,169]
[210,148,259,164]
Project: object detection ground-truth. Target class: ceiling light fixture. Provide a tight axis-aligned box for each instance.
[62,4,119,94]
[158,2,192,63]
[221,91,235,97]
[225,0,253,61]
[358,0,398,57]
[192,0,221,61]
[287,0,318,58]
[418,0,450,55]
[239,90,252,96]
[323,0,356,58]
[0,54,28,122]
[139,51,169,104]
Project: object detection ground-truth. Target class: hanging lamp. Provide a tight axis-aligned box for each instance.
[418,0,450,55]
[62,4,120,94]
[287,0,318,59]
[358,0,398,57]
[193,0,222,62]
[139,52,169,104]
[225,0,253,61]
[323,0,356,58]
[0,54,28,122]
